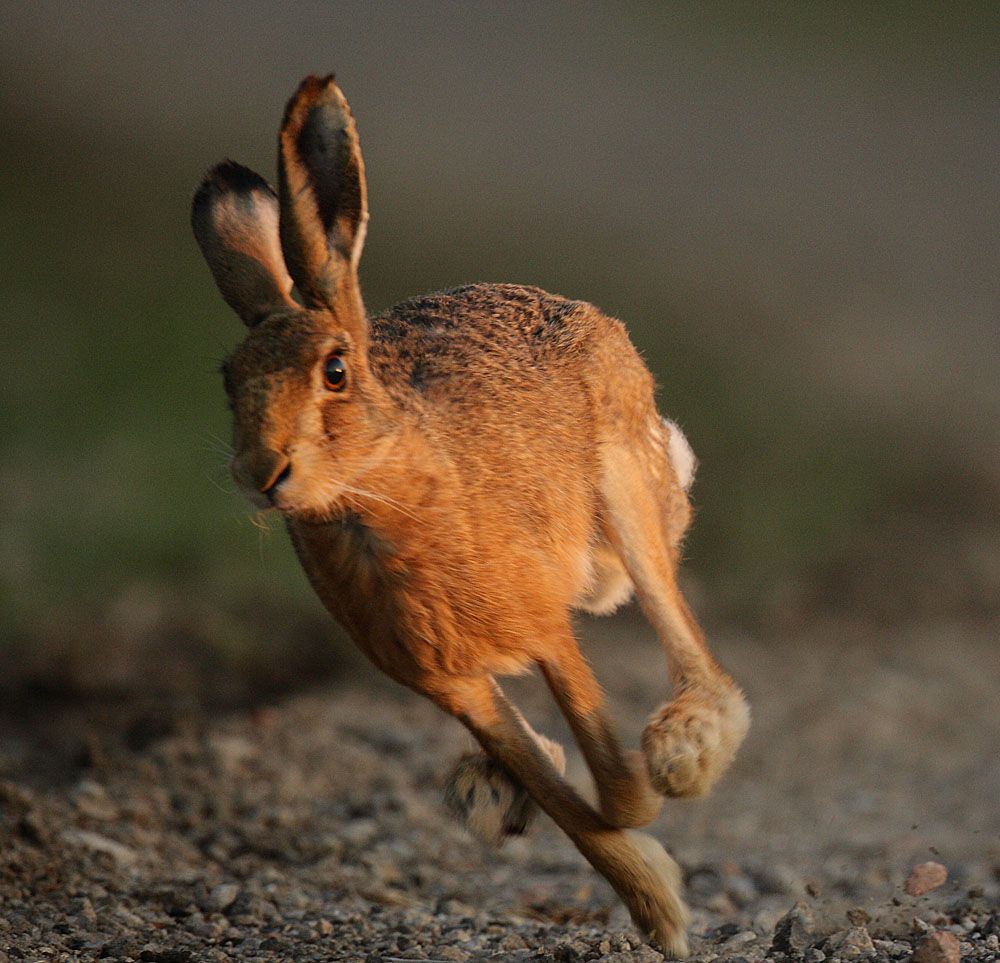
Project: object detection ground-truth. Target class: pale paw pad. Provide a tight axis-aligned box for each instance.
[642,683,750,798]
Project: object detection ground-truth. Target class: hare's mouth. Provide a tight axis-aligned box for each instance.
[231,453,292,510]
[264,461,292,500]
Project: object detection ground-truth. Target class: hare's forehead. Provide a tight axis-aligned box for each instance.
[226,315,329,381]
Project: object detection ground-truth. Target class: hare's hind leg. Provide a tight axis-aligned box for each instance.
[599,439,749,799]
[444,716,566,846]
[432,675,690,958]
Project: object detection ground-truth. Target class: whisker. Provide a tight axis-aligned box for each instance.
[248,510,274,533]
[338,482,422,522]
[202,432,234,458]
[204,469,239,497]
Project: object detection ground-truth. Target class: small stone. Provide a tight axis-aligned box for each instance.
[771,901,815,955]
[553,944,582,963]
[826,926,876,960]
[911,931,960,963]
[61,828,138,865]
[847,907,872,926]
[905,862,948,897]
[207,883,240,912]
[725,930,758,948]
[804,950,826,963]
[72,779,118,820]
[498,932,528,951]
[435,947,468,962]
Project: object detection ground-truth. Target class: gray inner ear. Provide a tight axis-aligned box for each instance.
[298,103,364,259]
[214,247,292,326]
[192,163,295,325]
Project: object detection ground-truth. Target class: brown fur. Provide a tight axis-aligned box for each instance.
[191,75,750,958]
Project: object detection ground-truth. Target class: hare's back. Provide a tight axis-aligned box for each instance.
[369,283,635,409]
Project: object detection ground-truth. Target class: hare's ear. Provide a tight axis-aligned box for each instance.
[278,75,368,318]
[192,162,297,326]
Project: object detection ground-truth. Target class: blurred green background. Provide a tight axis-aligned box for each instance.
[2,2,997,697]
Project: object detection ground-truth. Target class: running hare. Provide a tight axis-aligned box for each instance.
[192,75,748,957]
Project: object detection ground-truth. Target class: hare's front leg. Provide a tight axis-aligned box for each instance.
[539,638,663,828]
[600,444,749,798]
[444,721,566,846]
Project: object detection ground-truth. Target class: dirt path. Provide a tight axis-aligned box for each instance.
[1,613,998,961]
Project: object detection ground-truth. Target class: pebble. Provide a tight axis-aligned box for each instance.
[771,901,815,955]
[911,931,961,963]
[905,862,949,897]
[435,946,469,961]
[846,906,871,926]
[726,930,758,947]
[61,828,138,865]
[207,883,241,912]
[825,926,876,960]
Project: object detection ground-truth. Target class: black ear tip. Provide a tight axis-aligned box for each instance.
[191,161,278,235]
[295,73,336,94]
[284,74,341,121]
[192,161,275,216]
[204,160,272,194]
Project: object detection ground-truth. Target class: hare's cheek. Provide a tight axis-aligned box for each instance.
[284,440,339,506]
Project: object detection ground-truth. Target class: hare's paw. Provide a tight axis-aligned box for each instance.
[623,830,690,958]
[444,736,565,847]
[642,682,749,798]
[444,752,535,846]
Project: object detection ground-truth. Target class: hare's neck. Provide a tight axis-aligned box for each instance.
[284,438,449,685]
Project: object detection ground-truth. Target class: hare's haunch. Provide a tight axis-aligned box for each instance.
[192,74,749,959]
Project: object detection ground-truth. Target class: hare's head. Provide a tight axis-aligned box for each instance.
[193,76,393,516]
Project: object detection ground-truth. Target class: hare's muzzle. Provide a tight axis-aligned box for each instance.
[231,447,292,508]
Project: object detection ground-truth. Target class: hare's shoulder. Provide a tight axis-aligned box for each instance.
[368,283,606,397]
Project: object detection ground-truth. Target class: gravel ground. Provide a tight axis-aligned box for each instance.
[1,612,998,962]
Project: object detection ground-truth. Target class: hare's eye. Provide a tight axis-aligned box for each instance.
[323,354,348,391]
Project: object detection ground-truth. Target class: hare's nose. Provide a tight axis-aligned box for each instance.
[233,449,291,503]
[259,456,292,499]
